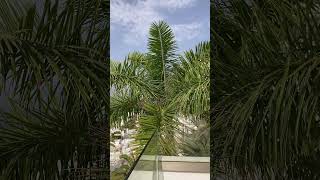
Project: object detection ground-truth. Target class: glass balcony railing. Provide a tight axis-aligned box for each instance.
[125,131,160,180]
[125,129,210,180]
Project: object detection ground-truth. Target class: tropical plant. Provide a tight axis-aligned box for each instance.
[0,0,109,179]
[179,124,210,156]
[212,0,320,179]
[110,20,210,175]
[111,154,135,180]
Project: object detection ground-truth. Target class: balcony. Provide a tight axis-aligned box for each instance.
[125,131,210,180]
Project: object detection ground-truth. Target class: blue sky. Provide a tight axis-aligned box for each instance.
[111,0,210,61]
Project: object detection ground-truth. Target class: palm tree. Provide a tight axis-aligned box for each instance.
[0,0,109,179]
[110,20,210,174]
[111,21,180,155]
[212,0,320,178]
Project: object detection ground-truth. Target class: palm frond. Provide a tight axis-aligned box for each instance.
[147,21,177,85]
[169,42,210,116]
[212,0,320,178]
[135,102,181,155]
[0,100,106,179]
[0,0,109,111]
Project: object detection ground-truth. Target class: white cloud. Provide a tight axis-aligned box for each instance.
[111,0,162,46]
[159,0,196,10]
[111,0,199,46]
[172,22,202,42]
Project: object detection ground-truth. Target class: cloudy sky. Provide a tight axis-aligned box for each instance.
[110,0,210,61]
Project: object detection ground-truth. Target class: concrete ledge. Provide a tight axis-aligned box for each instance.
[134,156,210,173]
[140,155,209,163]
[128,171,209,180]
[160,156,209,163]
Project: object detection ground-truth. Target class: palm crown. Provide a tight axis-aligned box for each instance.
[111,21,210,157]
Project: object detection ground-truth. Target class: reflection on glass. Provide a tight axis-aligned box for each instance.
[127,131,159,180]
[126,126,210,180]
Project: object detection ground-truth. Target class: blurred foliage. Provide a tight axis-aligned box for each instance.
[212,0,320,179]
[0,0,109,179]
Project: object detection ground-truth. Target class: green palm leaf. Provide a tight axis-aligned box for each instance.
[0,0,109,178]
[170,42,210,117]
[147,21,177,87]
[212,0,320,178]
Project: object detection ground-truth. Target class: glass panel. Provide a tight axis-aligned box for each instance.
[127,131,159,180]
[159,124,210,180]
[126,126,210,180]
[177,123,210,157]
